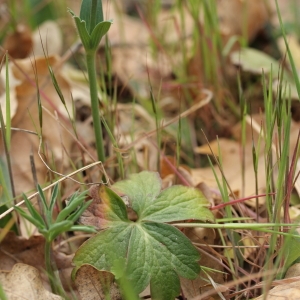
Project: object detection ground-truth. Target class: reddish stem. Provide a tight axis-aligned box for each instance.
[210,193,276,211]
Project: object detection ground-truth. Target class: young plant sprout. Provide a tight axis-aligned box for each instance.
[14,184,96,297]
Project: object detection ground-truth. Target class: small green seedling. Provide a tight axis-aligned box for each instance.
[69,0,113,163]
[73,171,214,300]
[14,184,96,297]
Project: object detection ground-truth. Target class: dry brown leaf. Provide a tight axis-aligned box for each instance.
[192,138,266,204]
[75,265,122,300]
[181,217,223,299]
[0,231,74,292]
[0,232,45,271]
[78,185,105,230]
[217,0,269,44]
[32,21,63,56]
[285,263,300,278]
[2,24,33,59]
[270,0,300,26]
[180,249,225,299]
[0,263,63,300]
[254,281,300,300]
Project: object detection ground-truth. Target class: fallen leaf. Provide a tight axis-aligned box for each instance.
[285,262,300,279]
[217,0,269,44]
[32,21,63,56]
[2,24,33,59]
[75,265,122,300]
[0,263,63,300]
[0,231,74,292]
[254,281,300,300]
[193,138,266,203]
[0,232,45,271]
[230,48,280,76]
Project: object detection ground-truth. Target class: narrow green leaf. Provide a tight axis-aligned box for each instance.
[48,220,73,241]
[22,193,46,227]
[79,0,92,34]
[67,200,93,223]
[69,225,97,233]
[5,54,11,150]
[14,206,44,229]
[37,184,48,211]
[68,10,91,49]
[90,21,112,50]
[48,66,66,105]
[56,191,87,223]
[80,0,104,35]
[49,184,59,216]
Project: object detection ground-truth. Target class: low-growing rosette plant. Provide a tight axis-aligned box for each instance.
[73,171,214,299]
[14,184,96,297]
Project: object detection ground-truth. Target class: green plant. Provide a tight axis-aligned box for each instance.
[72,171,214,299]
[68,0,113,163]
[14,184,96,297]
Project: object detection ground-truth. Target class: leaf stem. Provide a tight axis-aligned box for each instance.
[86,51,105,162]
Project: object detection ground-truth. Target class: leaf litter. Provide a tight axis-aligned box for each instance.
[0,0,300,299]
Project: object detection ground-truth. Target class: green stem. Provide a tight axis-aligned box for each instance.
[45,240,67,298]
[86,51,105,162]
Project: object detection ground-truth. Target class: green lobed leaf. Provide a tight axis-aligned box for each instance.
[73,223,133,276]
[97,185,129,223]
[282,232,300,274]
[113,171,214,223]
[73,222,199,299]
[73,171,214,299]
[141,185,214,223]
[113,171,162,216]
